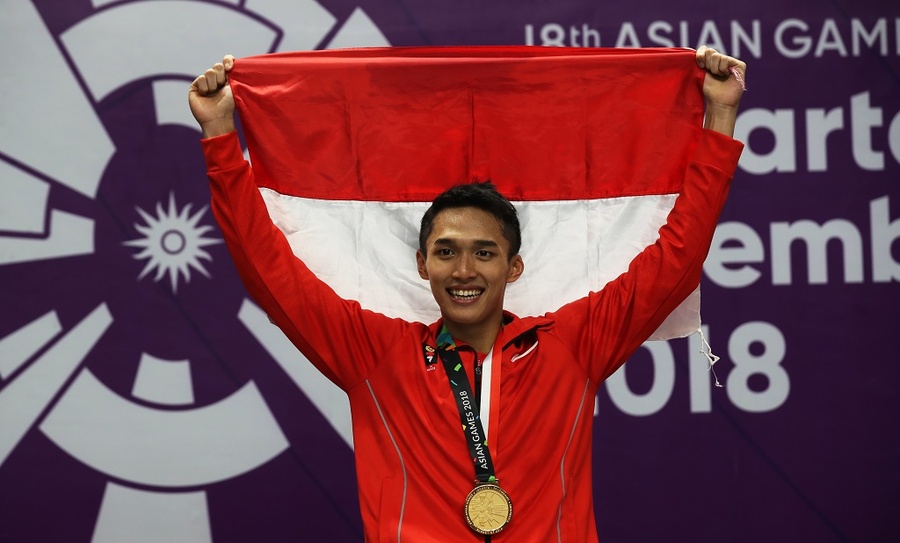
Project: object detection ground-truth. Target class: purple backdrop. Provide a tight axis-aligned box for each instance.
[1,0,897,541]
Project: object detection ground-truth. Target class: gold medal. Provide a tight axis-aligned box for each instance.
[464,483,513,535]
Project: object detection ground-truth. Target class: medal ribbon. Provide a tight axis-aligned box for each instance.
[437,325,499,485]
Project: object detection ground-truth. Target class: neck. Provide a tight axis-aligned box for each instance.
[442,320,501,354]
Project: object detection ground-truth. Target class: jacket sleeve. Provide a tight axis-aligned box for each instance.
[548,128,744,384]
[203,131,409,390]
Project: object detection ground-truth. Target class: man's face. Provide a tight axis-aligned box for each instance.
[416,206,524,334]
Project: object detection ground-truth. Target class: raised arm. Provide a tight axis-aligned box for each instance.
[551,47,746,383]
[190,56,403,390]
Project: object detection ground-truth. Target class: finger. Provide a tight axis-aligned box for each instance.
[705,49,732,76]
[716,55,746,81]
[213,62,227,87]
[189,75,204,95]
[708,49,727,75]
[704,47,718,71]
[695,45,708,69]
[720,54,738,75]
[715,54,731,75]
[223,54,235,71]
[203,67,219,95]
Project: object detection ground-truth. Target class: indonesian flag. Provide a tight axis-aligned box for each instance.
[229,46,707,340]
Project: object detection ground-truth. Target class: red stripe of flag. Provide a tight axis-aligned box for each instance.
[230,46,705,202]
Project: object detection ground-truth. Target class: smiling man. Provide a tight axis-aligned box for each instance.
[416,185,525,354]
[190,46,746,542]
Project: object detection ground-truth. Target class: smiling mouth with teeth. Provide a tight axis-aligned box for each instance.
[449,288,484,301]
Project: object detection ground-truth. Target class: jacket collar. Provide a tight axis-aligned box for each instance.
[428,311,552,351]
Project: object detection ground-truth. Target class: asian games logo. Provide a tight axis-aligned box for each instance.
[0,0,389,540]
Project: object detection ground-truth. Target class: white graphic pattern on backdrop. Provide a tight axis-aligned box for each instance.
[0,0,389,540]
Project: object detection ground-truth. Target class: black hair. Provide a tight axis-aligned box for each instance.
[418,181,521,258]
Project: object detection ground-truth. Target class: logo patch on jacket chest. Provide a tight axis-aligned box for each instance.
[422,343,437,371]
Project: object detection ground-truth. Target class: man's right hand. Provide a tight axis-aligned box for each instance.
[188,55,237,138]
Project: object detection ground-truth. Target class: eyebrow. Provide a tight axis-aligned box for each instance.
[432,238,500,249]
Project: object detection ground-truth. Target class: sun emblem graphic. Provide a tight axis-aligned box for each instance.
[0,0,392,540]
[124,193,222,292]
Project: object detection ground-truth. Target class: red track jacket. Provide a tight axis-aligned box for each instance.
[204,129,743,542]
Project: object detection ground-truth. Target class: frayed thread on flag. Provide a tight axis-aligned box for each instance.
[698,327,723,388]
[730,66,747,91]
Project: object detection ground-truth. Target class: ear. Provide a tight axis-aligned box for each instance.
[416,250,429,280]
[506,254,524,284]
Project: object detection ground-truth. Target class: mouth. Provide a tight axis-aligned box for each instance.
[447,287,484,302]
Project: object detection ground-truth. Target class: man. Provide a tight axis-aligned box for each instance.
[190,46,746,542]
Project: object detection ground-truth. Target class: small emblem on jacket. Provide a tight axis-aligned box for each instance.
[422,344,437,370]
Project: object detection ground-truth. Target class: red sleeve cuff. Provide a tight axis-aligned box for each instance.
[200,131,245,172]
[696,129,745,175]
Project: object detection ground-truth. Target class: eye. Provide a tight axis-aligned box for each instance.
[436,248,454,257]
[475,249,493,259]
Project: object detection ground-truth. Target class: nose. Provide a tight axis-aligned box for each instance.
[452,253,477,280]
